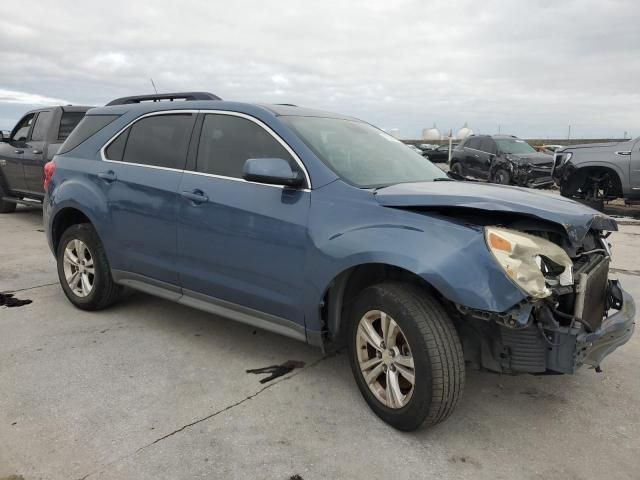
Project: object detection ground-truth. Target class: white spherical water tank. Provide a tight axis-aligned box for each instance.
[456,122,474,140]
[422,123,441,141]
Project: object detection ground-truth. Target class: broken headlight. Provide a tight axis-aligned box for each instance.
[485,227,574,298]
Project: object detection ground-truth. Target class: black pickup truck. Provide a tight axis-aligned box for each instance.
[0,106,91,212]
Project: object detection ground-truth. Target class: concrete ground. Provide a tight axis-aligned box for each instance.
[1,205,639,480]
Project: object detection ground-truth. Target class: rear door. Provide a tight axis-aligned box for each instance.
[177,112,310,326]
[98,111,197,286]
[0,113,34,192]
[462,137,482,176]
[477,137,497,179]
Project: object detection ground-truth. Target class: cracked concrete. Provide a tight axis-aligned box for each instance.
[1,205,639,480]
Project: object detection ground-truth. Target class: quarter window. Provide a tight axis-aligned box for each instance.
[31,111,54,141]
[196,114,297,179]
[108,113,195,169]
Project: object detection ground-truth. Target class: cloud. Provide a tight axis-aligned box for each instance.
[0,89,69,106]
[0,0,639,139]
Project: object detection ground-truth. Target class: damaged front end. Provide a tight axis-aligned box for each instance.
[456,226,635,374]
[500,158,554,189]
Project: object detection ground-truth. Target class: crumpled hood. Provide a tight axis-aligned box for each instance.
[507,152,554,166]
[374,181,618,243]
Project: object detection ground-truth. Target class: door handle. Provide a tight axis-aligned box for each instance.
[181,190,209,204]
[14,150,24,154]
[474,154,479,158]
[97,171,117,182]
[32,149,43,155]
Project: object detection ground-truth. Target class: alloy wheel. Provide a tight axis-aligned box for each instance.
[355,310,416,409]
[62,239,95,297]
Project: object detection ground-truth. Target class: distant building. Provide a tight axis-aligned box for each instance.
[456,122,474,140]
[422,123,441,141]
[388,128,402,139]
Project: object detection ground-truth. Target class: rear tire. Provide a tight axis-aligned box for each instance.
[450,162,464,177]
[347,282,465,431]
[0,182,17,213]
[57,223,122,311]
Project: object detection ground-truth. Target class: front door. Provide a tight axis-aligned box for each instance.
[0,113,34,192]
[177,112,310,325]
[22,110,54,195]
[97,112,197,285]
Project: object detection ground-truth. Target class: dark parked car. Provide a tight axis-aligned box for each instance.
[43,92,634,431]
[424,143,457,163]
[552,138,640,209]
[0,105,91,212]
[450,135,554,188]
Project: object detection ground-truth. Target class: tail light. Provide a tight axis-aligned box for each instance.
[44,161,56,191]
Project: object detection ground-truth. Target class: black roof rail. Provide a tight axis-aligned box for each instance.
[106,92,221,106]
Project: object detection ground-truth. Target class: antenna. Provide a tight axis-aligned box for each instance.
[150,78,158,94]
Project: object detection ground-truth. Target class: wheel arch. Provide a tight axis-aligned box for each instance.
[565,163,625,197]
[51,206,94,253]
[320,262,447,349]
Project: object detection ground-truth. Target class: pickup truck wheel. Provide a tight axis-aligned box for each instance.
[347,282,465,431]
[0,183,17,213]
[57,223,122,311]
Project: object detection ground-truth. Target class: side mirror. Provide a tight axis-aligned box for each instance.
[243,158,305,188]
[0,130,10,142]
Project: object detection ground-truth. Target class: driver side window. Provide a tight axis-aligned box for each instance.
[11,113,35,142]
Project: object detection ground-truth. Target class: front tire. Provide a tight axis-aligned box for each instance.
[492,168,511,185]
[57,223,122,311]
[347,282,465,431]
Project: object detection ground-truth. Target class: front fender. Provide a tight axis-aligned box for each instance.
[304,182,525,331]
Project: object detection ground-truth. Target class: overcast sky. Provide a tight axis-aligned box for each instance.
[1,0,638,139]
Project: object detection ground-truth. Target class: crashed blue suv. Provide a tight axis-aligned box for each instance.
[44,92,635,431]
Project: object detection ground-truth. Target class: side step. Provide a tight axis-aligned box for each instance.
[2,196,43,207]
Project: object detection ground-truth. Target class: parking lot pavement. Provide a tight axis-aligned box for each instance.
[1,206,639,480]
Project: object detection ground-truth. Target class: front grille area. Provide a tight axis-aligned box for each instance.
[500,326,547,373]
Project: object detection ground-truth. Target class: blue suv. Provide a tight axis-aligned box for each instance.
[44,92,635,431]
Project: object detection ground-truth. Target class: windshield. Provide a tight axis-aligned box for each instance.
[282,116,447,188]
[495,138,536,154]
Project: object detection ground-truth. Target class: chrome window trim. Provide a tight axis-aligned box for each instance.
[99,108,312,189]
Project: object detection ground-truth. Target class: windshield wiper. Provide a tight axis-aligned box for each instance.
[433,177,453,182]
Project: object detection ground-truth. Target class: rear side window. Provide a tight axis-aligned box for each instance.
[31,111,54,141]
[465,137,481,149]
[58,115,119,154]
[112,113,196,169]
[479,137,497,154]
[196,114,296,178]
[58,112,86,141]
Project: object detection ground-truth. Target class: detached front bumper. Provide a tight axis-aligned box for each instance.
[579,289,636,368]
